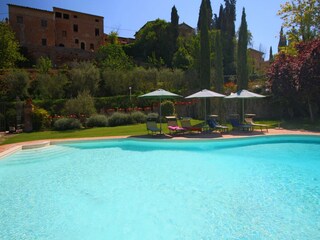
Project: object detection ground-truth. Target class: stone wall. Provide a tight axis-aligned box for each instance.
[26,46,95,65]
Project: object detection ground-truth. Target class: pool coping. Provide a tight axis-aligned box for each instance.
[1,129,320,159]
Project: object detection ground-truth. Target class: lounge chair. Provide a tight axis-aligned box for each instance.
[166,116,187,134]
[146,120,161,135]
[244,117,269,132]
[229,118,253,131]
[207,119,229,133]
[180,118,202,133]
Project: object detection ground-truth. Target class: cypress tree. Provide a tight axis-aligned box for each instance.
[198,0,213,31]
[213,31,224,93]
[269,46,274,62]
[237,8,248,90]
[199,0,211,89]
[220,0,236,77]
[278,27,287,52]
[213,30,225,121]
[170,6,179,64]
[206,0,213,30]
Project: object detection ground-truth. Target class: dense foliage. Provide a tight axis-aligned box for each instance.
[278,0,319,42]
[268,38,320,121]
[53,118,82,130]
[237,8,249,90]
[0,22,24,69]
[198,0,211,89]
[86,114,108,128]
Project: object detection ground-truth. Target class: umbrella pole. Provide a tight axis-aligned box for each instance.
[204,98,207,124]
[242,99,244,123]
[159,98,162,134]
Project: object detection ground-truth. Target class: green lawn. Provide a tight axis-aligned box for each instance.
[1,119,318,145]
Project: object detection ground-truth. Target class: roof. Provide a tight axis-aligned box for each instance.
[7,4,103,19]
[53,7,104,19]
[248,48,264,55]
[179,22,194,30]
[8,4,52,14]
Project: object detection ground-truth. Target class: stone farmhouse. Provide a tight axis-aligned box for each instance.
[8,4,104,65]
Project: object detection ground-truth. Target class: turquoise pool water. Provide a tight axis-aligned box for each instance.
[0,135,319,239]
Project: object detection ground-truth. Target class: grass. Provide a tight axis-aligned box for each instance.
[1,119,318,145]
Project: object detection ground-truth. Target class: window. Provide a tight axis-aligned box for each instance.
[17,16,23,24]
[95,19,99,22]
[55,12,62,18]
[74,15,78,18]
[90,43,94,51]
[75,39,79,44]
[62,31,67,37]
[80,42,85,50]
[59,44,64,47]
[63,13,69,19]
[95,28,100,36]
[73,24,78,32]
[42,38,47,46]
[41,19,47,27]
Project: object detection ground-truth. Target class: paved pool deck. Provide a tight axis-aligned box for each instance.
[1,128,320,158]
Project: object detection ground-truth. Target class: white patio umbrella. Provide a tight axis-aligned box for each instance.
[139,89,182,133]
[185,89,226,123]
[225,89,265,122]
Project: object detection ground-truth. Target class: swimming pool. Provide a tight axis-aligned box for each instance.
[0,135,319,239]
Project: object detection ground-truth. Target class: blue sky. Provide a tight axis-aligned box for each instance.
[1,0,287,57]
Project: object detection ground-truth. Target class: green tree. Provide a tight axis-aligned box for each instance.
[199,0,211,89]
[198,0,213,31]
[36,56,52,74]
[278,0,320,42]
[133,19,173,66]
[269,46,274,62]
[64,90,96,118]
[219,0,237,76]
[213,31,224,93]
[213,30,225,120]
[237,8,249,90]
[68,62,100,97]
[3,69,29,100]
[107,31,119,44]
[0,21,24,69]
[278,27,288,52]
[172,47,193,70]
[31,73,68,99]
[171,5,179,58]
[96,44,133,70]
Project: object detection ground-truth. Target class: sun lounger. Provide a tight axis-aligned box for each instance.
[207,119,229,133]
[166,116,187,134]
[229,118,253,131]
[146,121,161,135]
[244,117,269,132]
[180,118,202,133]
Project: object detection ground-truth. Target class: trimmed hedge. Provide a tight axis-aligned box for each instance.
[131,111,147,123]
[53,118,82,130]
[86,114,108,127]
[107,112,133,127]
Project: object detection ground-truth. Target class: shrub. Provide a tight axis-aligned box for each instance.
[64,90,96,118]
[86,114,108,128]
[131,111,146,123]
[108,112,133,127]
[161,100,175,116]
[32,107,50,131]
[53,118,82,131]
[147,112,159,121]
